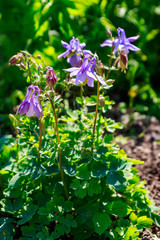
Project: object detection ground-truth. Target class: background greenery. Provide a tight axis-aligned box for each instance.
[0,0,160,135]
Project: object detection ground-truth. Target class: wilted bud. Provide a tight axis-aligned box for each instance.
[9,53,23,66]
[114,52,128,73]
[99,95,105,107]
[107,29,112,39]
[96,62,105,77]
[46,67,57,88]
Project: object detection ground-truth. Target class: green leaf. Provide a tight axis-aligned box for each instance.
[93,212,111,235]
[21,225,37,237]
[129,212,138,223]
[76,164,90,180]
[8,173,21,189]
[110,158,132,171]
[88,179,102,196]
[150,213,160,227]
[123,157,144,165]
[17,204,38,225]
[111,201,130,217]
[124,226,139,240]
[137,216,153,229]
[91,160,109,178]
[106,172,126,190]
[67,109,79,120]
[70,179,88,198]
[0,217,15,233]
[41,164,59,176]
[104,134,114,143]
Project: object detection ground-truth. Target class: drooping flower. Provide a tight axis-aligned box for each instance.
[58,37,86,67]
[114,52,128,73]
[46,67,57,88]
[101,27,140,54]
[18,85,43,118]
[64,57,107,87]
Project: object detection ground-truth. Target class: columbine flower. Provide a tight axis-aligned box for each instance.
[46,67,57,88]
[64,57,107,87]
[101,27,140,54]
[18,85,43,118]
[58,36,86,67]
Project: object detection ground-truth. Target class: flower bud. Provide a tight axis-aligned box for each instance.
[107,29,112,39]
[95,62,105,77]
[99,95,105,107]
[9,53,23,66]
[46,67,57,88]
[106,79,115,86]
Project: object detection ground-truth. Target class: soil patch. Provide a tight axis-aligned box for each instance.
[116,114,160,239]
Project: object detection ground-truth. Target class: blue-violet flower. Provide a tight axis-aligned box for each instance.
[101,27,140,54]
[64,57,107,87]
[58,37,86,67]
[18,85,43,118]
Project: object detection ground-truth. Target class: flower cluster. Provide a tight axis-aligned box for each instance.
[16,27,140,119]
[101,27,140,54]
[101,27,140,72]
[18,85,43,118]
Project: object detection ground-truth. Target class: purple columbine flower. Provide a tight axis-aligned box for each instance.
[64,57,107,87]
[18,85,43,118]
[58,36,86,67]
[101,27,140,54]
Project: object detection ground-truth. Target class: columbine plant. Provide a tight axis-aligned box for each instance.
[0,28,160,240]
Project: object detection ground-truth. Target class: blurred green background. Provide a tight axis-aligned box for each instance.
[0,0,160,135]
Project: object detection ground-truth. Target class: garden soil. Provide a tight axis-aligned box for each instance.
[116,114,160,239]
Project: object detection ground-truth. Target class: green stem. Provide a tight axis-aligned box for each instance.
[106,46,114,81]
[47,93,69,199]
[96,105,102,144]
[16,128,19,161]
[92,81,100,153]
[39,119,43,152]
[80,85,84,109]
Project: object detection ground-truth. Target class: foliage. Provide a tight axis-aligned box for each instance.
[0,0,160,135]
[0,38,160,239]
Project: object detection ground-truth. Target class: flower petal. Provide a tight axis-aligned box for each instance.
[58,50,70,59]
[61,40,69,49]
[100,40,113,47]
[87,77,94,87]
[127,43,140,51]
[79,43,86,49]
[128,35,139,42]
[26,102,35,117]
[96,74,107,86]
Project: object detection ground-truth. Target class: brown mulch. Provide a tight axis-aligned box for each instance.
[116,114,160,239]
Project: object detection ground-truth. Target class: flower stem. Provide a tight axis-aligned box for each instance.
[80,85,84,109]
[47,93,69,199]
[16,128,19,161]
[106,46,114,81]
[39,119,43,152]
[92,81,100,153]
